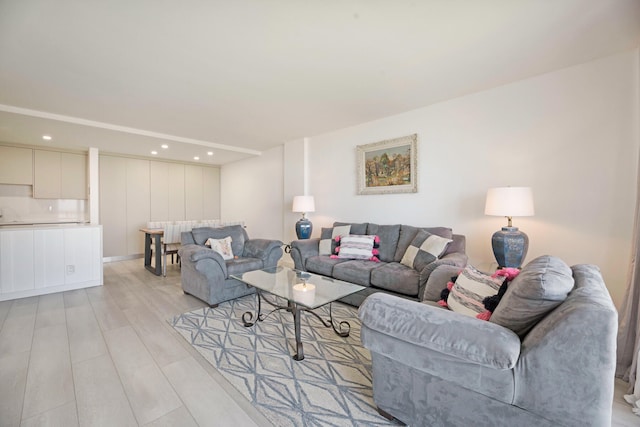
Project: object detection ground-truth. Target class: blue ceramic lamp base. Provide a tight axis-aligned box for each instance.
[491,226,529,269]
[295,218,313,239]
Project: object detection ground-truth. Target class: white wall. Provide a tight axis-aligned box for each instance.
[221,49,639,308]
[221,145,285,240]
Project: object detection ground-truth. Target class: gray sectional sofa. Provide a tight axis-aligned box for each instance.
[178,225,283,306]
[290,221,467,306]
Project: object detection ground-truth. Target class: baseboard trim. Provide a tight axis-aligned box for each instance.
[103,254,143,263]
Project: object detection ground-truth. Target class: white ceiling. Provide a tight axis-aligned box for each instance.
[0,0,638,165]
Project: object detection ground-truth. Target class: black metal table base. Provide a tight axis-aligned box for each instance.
[242,291,351,361]
[144,232,163,276]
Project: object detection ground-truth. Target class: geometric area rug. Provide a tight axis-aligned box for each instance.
[170,294,400,426]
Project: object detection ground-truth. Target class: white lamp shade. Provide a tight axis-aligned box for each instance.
[485,187,534,217]
[292,196,315,213]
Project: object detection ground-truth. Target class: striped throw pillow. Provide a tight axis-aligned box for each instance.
[447,265,505,317]
[336,235,377,260]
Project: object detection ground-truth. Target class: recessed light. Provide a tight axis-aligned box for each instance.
[193,156,199,160]
[42,135,52,140]
[161,144,168,149]
[207,151,214,156]
[151,151,158,155]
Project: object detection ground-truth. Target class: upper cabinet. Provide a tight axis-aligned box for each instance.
[34,150,87,199]
[0,146,33,185]
[60,153,87,199]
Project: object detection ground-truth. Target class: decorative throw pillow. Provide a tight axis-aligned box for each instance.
[319,225,351,256]
[446,265,506,318]
[205,236,234,260]
[490,255,574,338]
[400,230,452,271]
[331,235,379,261]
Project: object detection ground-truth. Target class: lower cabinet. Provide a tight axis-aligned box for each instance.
[0,230,35,294]
[34,228,65,288]
[0,225,103,301]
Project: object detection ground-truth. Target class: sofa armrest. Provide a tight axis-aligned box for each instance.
[359,293,521,370]
[417,252,468,301]
[290,238,320,270]
[435,251,468,268]
[179,244,227,277]
[422,264,464,302]
[243,239,284,267]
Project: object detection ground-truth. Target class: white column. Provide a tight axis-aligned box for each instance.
[88,147,99,225]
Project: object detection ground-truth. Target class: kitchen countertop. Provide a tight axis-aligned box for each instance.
[0,221,95,229]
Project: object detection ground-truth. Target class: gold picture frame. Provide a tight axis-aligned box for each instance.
[357,134,417,195]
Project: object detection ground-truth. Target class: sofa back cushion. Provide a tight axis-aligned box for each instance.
[444,234,466,257]
[366,223,401,262]
[490,255,574,338]
[333,222,368,235]
[191,225,248,256]
[394,225,454,262]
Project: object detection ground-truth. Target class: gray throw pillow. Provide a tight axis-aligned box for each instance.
[490,255,574,338]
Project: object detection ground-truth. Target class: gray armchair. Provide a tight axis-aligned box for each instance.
[359,259,617,426]
[178,225,283,307]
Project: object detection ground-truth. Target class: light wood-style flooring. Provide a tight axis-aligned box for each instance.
[0,258,638,426]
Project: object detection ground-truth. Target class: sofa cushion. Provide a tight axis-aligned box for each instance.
[447,265,505,318]
[192,225,247,256]
[394,225,454,262]
[490,255,574,337]
[370,262,420,296]
[319,225,351,256]
[306,256,348,277]
[205,236,234,260]
[400,230,452,271]
[333,260,380,287]
[334,222,368,235]
[366,224,401,262]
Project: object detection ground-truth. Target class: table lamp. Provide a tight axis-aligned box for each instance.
[292,195,315,239]
[485,187,534,268]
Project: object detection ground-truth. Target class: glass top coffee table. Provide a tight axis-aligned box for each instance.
[231,266,365,361]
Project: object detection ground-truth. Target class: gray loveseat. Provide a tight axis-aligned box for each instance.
[290,222,467,306]
[359,256,618,426]
[178,225,283,306]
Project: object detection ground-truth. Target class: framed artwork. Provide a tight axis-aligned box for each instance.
[356,134,417,195]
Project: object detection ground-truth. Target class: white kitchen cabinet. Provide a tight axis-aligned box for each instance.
[60,153,87,199]
[125,158,150,256]
[185,165,204,220]
[33,150,61,199]
[0,146,33,185]
[100,156,127,258]
[0,225,102,301]
[150,161,170,221]
[34,229,65,288]
[64,227,101,285]
[168,163,186,221]
[34,150,87,199]
[202,166,220,219]
[0,229,35,293]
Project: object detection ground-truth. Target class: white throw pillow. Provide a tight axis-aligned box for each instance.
[337,235,377,260]
[205,236,234,260]
[447,265,505,318]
